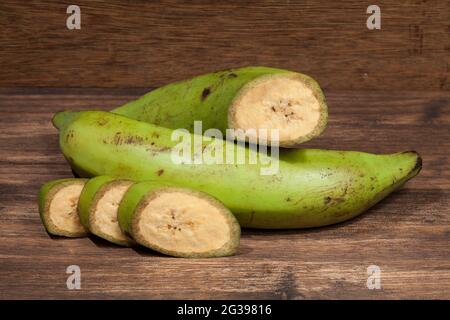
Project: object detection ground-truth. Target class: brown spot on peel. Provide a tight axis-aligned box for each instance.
[97,118,108,126]
[65,130,75,143]
[124,135,144,144]
[201,87,211,101]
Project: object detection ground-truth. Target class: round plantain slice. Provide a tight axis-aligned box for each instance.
[228,73,328,147]
[39,178,88,237]
[78,176,135,246]
[118,181,241,258]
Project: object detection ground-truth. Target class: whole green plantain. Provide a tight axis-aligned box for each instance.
[54,110,421,229]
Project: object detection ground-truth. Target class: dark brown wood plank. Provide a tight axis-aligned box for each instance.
[0,89,449,299]
[0,0,449,90]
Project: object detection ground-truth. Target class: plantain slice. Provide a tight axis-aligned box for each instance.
[78,176,135,246]
[118,181,241,258]
[228,73,327,146]
[39,179,88,237]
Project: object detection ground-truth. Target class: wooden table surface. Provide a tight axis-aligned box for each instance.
[0,88,449,299]
[0,0,449,300]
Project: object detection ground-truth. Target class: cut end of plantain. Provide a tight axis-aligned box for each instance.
[89,180,135,246]
[229,73,327,147]
[39,179,88,237]
[131,188,241,258]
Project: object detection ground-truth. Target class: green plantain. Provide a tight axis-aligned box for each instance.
[112,66,328,147]
[54,110,421,229]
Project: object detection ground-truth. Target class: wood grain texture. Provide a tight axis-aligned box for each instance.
[0,0,449,90]
[0,88,449,299]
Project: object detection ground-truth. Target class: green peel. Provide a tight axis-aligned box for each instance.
[55,110,422,229]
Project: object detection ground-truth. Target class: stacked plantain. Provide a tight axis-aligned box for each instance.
[39,66,422,258]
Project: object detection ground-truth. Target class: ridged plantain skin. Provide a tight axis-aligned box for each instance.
[54,110,422,229]
[112,66,328,147]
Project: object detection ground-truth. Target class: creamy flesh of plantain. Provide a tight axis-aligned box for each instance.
[91,182,134,243]
[230,74,323,145]
[136,192,231,254]
[49,184,86,234]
